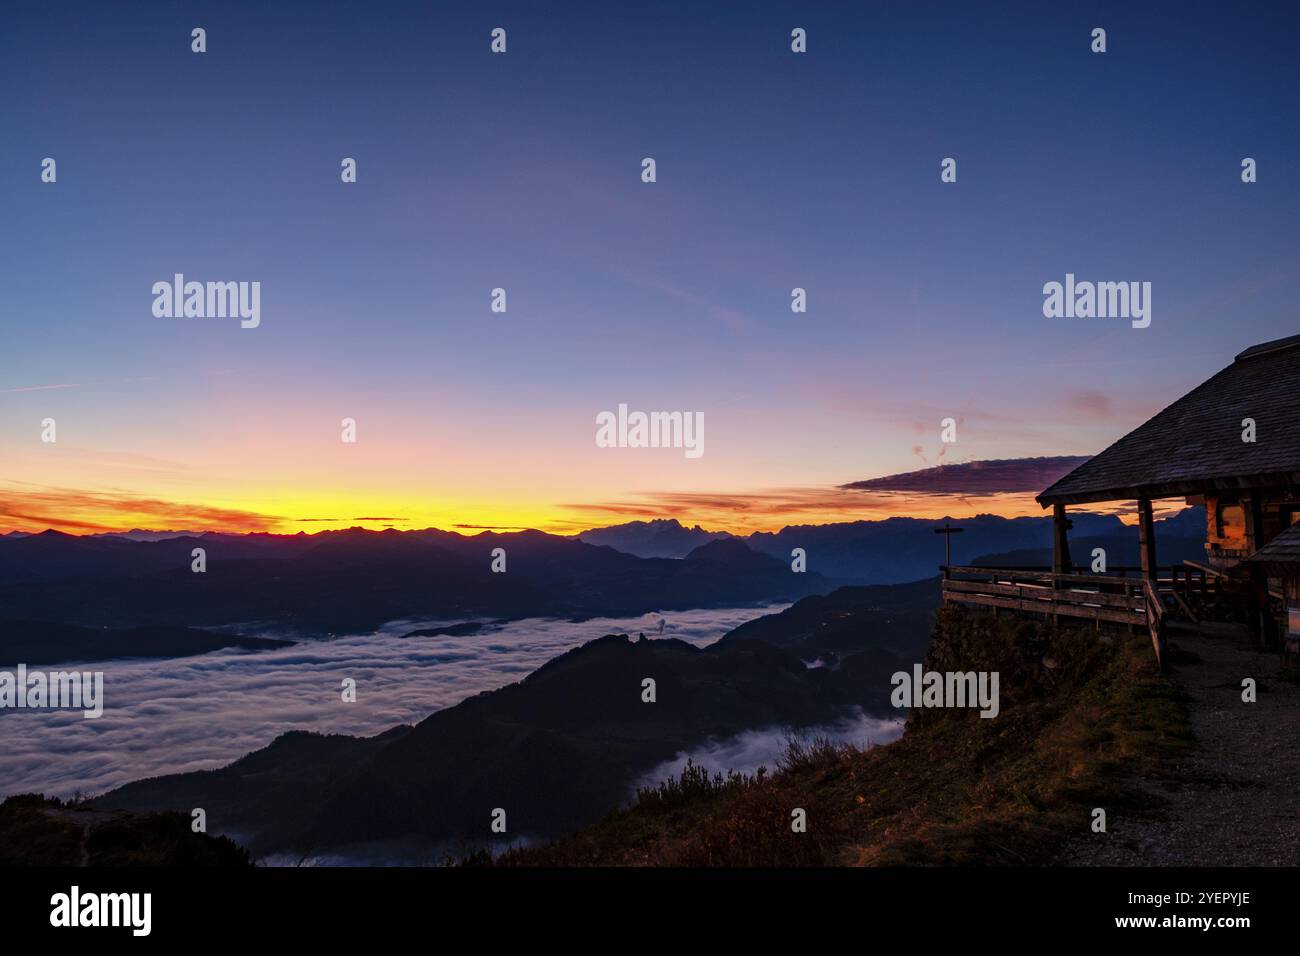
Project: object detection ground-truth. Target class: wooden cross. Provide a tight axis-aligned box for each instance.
[934,522,964,568]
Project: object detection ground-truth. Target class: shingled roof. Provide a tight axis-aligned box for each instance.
[1245,521,1300,570]
[1038,334,1300,506]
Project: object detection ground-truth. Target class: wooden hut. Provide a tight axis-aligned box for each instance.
[1036,333,1300,581]
[1244,521,1300,657]
[943,334,1300,663]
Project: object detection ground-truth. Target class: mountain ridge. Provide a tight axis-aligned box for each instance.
[92,579,939,855]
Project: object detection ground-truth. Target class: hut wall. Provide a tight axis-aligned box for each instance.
[1205,492,1300,565]
[1288,579,1300,643]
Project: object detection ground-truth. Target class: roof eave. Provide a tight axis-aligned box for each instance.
[1036,471,1300,508]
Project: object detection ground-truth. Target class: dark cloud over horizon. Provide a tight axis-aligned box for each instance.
[840,456,1091,496]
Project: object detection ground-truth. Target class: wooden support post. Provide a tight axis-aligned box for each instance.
[1137,497,1157,583]
[1240,501,1278,647]
[1244,495,1265,554]
[1052,503,1073,575]
[1247,564,1268,649]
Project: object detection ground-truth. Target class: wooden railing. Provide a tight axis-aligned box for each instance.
[941,565,1166,668]
[1143,577,1166,670]
[942,566,1147,623]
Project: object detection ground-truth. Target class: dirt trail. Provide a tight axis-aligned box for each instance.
[42,807,116,867]
[1066,623,1300,866]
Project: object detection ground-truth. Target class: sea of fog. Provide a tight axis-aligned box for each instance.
[3,605,805,800]
[260,709,906,866]
[633,707,905,794]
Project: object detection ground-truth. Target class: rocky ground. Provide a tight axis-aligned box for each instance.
[1064,622,1300,865]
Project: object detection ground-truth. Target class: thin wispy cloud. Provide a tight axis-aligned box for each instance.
[563,479,1062,531]
[614,269,756,333]
[0,383,85,394]
[0,484,283,534]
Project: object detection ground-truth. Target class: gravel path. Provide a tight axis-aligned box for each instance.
[38,807,117,866]
[1065,622,1300,866]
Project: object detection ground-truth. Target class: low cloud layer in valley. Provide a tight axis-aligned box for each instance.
[633,708,905,795]
[3,606,783,799]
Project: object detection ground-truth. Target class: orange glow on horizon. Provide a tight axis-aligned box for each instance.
[0,483,1185,538]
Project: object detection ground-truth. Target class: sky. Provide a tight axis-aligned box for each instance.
[2,1,1299,534]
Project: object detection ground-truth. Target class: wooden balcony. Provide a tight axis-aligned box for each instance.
[941,565,1169,668]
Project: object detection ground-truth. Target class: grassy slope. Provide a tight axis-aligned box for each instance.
[500,607,1192,866]
[0,794,252,866]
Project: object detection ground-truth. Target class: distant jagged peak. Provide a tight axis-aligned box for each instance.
[577,517,732,558]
